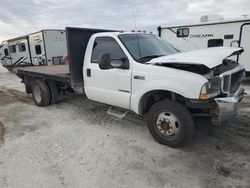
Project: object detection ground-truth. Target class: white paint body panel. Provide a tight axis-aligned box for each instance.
[239,24,250,72]
[149,47,243,69]
[0,41,11,65]
[83,32,208,113]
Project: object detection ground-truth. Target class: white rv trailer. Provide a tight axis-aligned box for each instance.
[0,41,11,66]
[0,30,67,71]
[158,16,250,75]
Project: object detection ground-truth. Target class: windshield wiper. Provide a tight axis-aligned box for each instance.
[139,55,164,60]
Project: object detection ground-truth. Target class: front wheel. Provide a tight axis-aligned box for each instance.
[147,99,194,148]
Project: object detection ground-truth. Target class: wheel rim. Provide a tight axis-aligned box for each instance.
[33,85,42,103]
[155,111,181,139]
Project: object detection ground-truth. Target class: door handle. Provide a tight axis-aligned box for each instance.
[87,68,91,77]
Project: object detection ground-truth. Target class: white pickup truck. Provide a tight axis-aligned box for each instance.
[15,27,245,147]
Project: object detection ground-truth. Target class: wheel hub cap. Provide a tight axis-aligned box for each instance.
[156,112,180,137]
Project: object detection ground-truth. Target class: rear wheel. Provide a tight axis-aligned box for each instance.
[32,80,51,106]
[147,99,194,148]
[47,80,59,104]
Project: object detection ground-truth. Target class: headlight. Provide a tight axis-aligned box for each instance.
[199,77,221,100]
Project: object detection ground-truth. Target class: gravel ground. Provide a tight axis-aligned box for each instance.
[0,65,250,188]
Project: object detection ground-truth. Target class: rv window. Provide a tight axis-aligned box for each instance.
[4,49,9,56]
[177,28,189,38]
[208,39,224,47]
[91,37,126,63]
[9,45,16,53]
[18,43,26,52]
[224,34,233,39]
[35,45,42,55]
[52,56,63,65]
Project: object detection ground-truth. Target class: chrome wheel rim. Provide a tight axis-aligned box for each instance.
[33,85,42,103]
[156,112,181,138]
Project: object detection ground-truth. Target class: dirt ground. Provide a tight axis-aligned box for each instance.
[0,65,250,188]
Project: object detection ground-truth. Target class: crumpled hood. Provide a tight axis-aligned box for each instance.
[148,47,244,69]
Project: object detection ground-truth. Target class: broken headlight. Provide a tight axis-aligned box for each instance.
[199,77,221,100]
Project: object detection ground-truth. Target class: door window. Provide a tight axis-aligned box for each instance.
[91,37,127,64]
[35,44,42,55]
[18,43,26,52]
[4,49,9,56]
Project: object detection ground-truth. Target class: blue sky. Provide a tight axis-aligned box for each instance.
[0,0,249,41]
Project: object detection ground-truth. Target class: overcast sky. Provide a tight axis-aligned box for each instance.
[0,0,249,41]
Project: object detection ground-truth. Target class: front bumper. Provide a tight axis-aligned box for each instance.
[213,86,244,123]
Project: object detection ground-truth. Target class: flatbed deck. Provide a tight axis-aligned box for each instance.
[15,65,70,83]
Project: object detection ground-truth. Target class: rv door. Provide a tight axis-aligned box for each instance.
[239,23,250,73]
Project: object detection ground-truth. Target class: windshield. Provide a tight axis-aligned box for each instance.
[119,34,178,63]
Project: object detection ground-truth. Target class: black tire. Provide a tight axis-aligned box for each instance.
[32,79,51,106]
[24,77,32,94]
[25,84,32,94]
[47,80,59,104]
[147,99,194,148]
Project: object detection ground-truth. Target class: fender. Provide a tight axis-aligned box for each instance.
[130,64,208,114]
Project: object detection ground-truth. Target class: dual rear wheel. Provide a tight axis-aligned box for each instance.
[31,79,59,106]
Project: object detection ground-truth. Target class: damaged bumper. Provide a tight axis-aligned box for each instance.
[213,86,245,124]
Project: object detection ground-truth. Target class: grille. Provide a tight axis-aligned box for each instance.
[230,69,245,93]
[222,68,245,94]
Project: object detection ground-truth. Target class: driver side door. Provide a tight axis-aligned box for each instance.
[84,37,131,109]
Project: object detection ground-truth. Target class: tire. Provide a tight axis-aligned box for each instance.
[147,99,194,148]
[24,77,32,94]
[32,79,51,106]
[47,80,59,104]
[25,84,32,94]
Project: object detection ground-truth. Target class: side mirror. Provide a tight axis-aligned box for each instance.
[111,57,129,69]
[99,53,113,70]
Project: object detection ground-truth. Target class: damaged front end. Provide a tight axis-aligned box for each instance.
[211,64,245,124]
[150,47,246,125]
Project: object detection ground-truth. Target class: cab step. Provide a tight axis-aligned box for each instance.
[107,106,128,119]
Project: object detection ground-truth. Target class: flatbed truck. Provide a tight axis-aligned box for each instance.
[15,27,245,147]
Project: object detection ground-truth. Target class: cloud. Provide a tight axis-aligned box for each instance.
[0,0,249,41]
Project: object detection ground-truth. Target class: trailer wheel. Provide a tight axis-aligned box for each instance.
[47,80,59,104]
[147,99,194,148]
[32,80,51,106]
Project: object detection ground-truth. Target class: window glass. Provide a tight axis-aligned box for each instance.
[91,37,126,63]
[119,34,178,63]
[35,44,42,55]
[4,49,9,56]
[208,39,224,47]
[177,28,189,37]
[224,34,233,39]
[9,45,16,53]
[18,43,26,52]
[52,56,63,65]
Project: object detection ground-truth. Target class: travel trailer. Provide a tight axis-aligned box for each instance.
[0,41,11,66]
[158,15,250,75]
[0,30,67,71]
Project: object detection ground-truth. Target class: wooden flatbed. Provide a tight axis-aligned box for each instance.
[15,65,70,83]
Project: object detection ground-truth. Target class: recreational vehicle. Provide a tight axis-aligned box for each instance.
[158,15,250,75]
[0,30,67,71]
